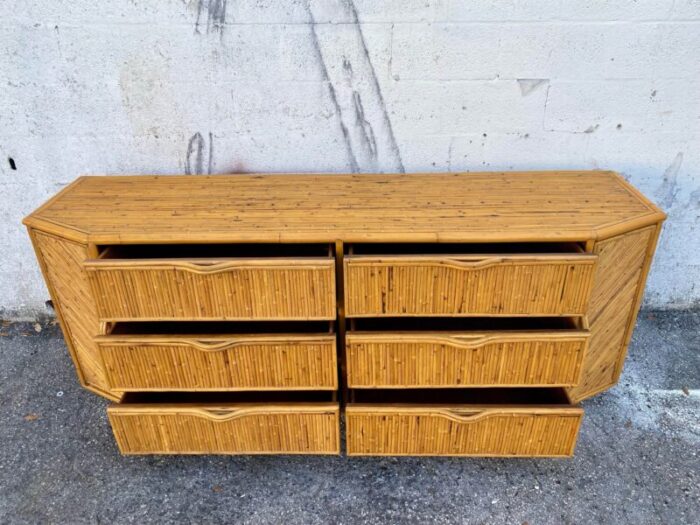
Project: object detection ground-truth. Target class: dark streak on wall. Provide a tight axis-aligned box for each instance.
[195,0,228,37]
[186,132,214,175]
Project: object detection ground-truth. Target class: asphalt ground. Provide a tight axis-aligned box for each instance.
[0,310,698,524]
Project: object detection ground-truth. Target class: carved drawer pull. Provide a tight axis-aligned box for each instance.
[431,409,496,424]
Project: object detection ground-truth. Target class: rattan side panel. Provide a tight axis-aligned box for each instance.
[109,406,340,454]
[85,262,336,320]
[31,231,115,398]
[344,258,596,317]
[567,226,656,402]
[346,336,587,387]
[100,338,338,390]
[346,408,582,456]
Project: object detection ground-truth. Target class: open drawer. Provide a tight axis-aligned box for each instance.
[344,243,597,317]
[84,244,336,321]
[346,318,589,388]
[108,392,340,455]
[98,321,337,391]
[346,388,582,457]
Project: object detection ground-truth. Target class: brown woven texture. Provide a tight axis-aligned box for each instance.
[30,231,117,399]
[346,407,583,456]
[23,172,666,456]
[344,256,597,317]
[99,335,337,391]
[109,404,340,454]
[567,225,659,401]
[346,333,587,388]
[24,172,664,243]
[85,260,336,321]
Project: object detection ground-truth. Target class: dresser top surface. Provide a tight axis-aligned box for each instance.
[24,171,665,243]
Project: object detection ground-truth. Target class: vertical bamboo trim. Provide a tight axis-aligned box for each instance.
[335,240,348,406]
[345,405,583,457]
[346,332,589,388]
[84,258,336,320]
[98,336,338,391]
[344,256,597,317]
[108,404,340,455]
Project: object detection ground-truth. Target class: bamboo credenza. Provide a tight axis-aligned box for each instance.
[23,171,665,457]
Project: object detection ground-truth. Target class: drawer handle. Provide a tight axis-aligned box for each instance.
[84,259,332,273]
[174,407,335,421]
[183,339,258,352]
[429,335,506,349]
[350,335,525,349]
[171,261,262,274]
[178,407,260,421]
[180,338,326,351]
[441,258,504,270]
[432,409,500,424]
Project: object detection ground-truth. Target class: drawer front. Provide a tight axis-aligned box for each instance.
[84,258,336,320]
[99,335,337,391]
[346,405,583,457]
[108,403,340,455]
[344,255,597,317]
[346,331,588,388]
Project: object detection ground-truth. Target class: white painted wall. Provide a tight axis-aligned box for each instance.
[2,0,699,318]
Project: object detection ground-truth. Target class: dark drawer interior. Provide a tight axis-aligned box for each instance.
[106,320,334,336]
[97,243,333,259]
[349,317,582,332]
[347,241,587,255]
[350,387,572,405]
[120,390,337,405]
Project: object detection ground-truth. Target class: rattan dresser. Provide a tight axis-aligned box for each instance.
[24,171,665,457]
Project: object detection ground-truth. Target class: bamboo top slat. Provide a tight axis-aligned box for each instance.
[23,171,665,244]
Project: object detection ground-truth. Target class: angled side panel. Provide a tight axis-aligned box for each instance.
[29,229,120,401]
[567,225,660,402]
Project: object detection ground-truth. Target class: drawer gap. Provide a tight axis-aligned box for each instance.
[351,387,571,405]
[347,241,587,256]
[97,243,333,259]
[121,390,335,405]
[106,320,333,336]
[351,317,580,332]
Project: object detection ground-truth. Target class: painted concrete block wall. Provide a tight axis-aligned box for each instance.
[1,0,699,318]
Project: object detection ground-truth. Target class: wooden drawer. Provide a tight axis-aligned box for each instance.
[98,322,337,392]
[346,389,582,457]
[346,318,588,388]
[108,392,340,455]
[84,244,336,321]
[344,243,597,317]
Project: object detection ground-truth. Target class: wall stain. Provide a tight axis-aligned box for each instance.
[207,132,214,175]
[54,25,63,57]
[306,6,360,172]
[342,55,378,161]
[344,0,404,172]
[352,92,378,159]
[517,79,549,97]
[343,57,353,77]
[195,0,228,37]
[656,152,683,209]
[305,0,404,172]
[185,132,214,175]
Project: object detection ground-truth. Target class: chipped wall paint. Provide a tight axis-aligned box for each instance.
[1,0,699,318]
